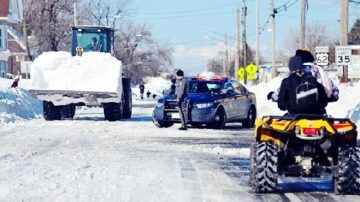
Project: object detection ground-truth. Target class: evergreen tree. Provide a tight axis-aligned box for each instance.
[349,18,360,44]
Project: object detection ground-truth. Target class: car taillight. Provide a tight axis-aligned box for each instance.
[302,128,319,136]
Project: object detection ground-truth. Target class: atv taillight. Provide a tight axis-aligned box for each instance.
[302,128,319,136]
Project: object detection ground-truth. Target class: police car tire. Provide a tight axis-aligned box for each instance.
[242,106,256,128]
[209,108,226,129]
[191,123,203,128]
[154,121,174,128]
[334,146,360,194]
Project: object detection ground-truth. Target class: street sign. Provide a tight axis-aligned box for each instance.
[245,63,258,80]
[335,46,352,65]
[315,46,329,66]
[315,52,329,66]
[349,45,360,78]
[237,67,245,81]
[315,46,329,53]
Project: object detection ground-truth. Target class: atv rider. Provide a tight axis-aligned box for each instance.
[295,49,339,102]
[277,56,328,116]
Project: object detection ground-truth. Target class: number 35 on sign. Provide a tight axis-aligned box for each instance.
[335,46,352,65]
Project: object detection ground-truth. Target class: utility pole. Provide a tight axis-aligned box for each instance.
[73,3,78,26]
[270,0,277,78]
[300,0,306,49]
[225,34,229,77]
[340,0,349,82]
[234,8,241,80]
[242,0,247,84]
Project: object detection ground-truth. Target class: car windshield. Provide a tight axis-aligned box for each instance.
[189,81,222,95]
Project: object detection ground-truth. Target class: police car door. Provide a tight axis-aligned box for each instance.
[232,81,248,118]
[222,82,238,120]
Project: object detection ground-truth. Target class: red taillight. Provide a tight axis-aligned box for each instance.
[302,128,319,136]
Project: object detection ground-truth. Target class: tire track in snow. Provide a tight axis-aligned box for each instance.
[179,157,203,202]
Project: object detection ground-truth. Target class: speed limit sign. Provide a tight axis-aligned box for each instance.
[336,46,352,65]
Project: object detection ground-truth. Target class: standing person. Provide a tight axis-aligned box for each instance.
[175,69,188,130]
[139,83,145,99]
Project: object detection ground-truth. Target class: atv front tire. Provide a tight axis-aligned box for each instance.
[250,141,278,193]
[334,146,360,195]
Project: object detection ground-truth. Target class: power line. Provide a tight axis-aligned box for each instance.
[140,11,234,21]
[132,3,238,15]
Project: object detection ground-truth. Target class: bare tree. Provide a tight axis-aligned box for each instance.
[282,23,337,62]
[23,0,77,55]
[114,22,172,82]
[85,0,129,27]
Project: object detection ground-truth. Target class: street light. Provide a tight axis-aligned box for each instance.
[112,9,122,28]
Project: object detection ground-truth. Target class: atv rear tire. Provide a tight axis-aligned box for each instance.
[43,101,61,121]
[250,141,278,193]
[334,146,360,195]
[103,102,122,121]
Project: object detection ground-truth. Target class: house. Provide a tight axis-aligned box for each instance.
[0,0,23,78]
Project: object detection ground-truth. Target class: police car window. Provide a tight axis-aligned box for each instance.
[223,82,233,91]
[232,81,247,94]
[189,81,221,94]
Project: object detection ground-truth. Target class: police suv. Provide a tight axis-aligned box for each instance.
[152,76,257,129]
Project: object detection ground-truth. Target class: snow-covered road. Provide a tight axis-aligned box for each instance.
[0,102,359,201]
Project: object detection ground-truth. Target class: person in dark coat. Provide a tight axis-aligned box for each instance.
[277,56,328,116]
[139,84,145,99]
[11,78,20,88]
[175,69,188,130]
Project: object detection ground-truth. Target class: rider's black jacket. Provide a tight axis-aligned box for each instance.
[277,71,328,115]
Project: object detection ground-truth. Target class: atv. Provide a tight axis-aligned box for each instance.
[249,114,360,194]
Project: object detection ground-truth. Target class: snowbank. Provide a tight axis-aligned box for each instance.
[30,51,122,93]
[0,87,42,124]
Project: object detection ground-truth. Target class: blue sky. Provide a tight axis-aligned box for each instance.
[126,0,360,75]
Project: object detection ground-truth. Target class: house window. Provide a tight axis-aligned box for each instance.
[0,25,6,50]
[0,61,7,78]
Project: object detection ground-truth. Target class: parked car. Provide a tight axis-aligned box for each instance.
[152,76,257,129]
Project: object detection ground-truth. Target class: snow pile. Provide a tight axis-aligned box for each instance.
[30,51,122,93]
[247,76,284,117]
[133,77,171,100]
[0,87,42,124]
